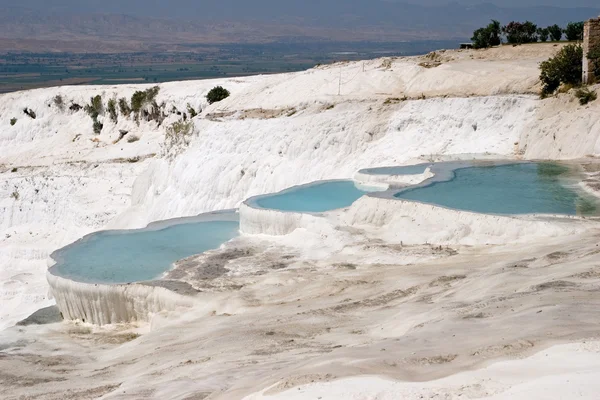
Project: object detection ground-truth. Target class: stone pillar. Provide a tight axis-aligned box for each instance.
[583,17,600,84]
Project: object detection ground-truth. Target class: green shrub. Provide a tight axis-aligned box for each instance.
[131,86,159,113]
[118,97,131,115]
[53,95,64,111]
[167,120,193,137]
[93,120,103,134]
[10,117,17,126]
[557,83,575,94]
[539,43,583,96]
[23,108,36,119]
[131,92,145,113]
[187,104,198,118]
[163,120,194,158]
[107,99,118,123]
[147,86,159,101]
[84,95,103,119]
[84,95,104,133]
[575,88,597,105]
[206,86,230,104]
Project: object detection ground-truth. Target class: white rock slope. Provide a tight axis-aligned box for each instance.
[1,44,600,331]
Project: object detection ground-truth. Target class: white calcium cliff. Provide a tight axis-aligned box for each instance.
[339,196,597,246]
[46,269,196,325]
[1,44,600,328]
[353,167,433,189]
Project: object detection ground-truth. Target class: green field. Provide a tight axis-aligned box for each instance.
[0,40,462,93]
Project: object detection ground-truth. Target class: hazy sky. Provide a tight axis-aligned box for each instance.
[4,0,600,12]
[403,0,598,4]
[2,0,599,24]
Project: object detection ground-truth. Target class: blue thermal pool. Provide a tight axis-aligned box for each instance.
[394,163,597,215]
[51,219,239,284]
[254,180,374,213]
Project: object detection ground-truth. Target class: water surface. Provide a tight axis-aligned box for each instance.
[394,163,596,215]
[255,180,371,213]
[52,219,239,284]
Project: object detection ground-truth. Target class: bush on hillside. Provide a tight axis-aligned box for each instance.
[187,103,198,118]
[548,24,563,41]
[118,97,131,115]
[565,21,584,41]
[539,43,583,96]
[84,95,103,119]
[131,86,159,113]
[10,117,17,126]
[575,87,597,105]
[23,108,36,119]
[93,119,103,134]
[163,120,194,159]
[83,95,105,134]
[53,95,65,111]
[471,20,502,49]
[107,99,118,123]
[206,86,230,104]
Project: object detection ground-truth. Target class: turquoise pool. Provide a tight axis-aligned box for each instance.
[52,219,239,284]
[254,180,372,213]
[394,163,597,215]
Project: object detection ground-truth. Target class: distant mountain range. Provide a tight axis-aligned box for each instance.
[0,3,598,52]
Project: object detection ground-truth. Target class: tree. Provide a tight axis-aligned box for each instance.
[537,27,550,42]
[565,22,584,41]
[502,21,538,44]
[471,20,502,49]
[539,43,583,96]
[522,21,538,42]
[206,86,230,104]
[548,24,563,41]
